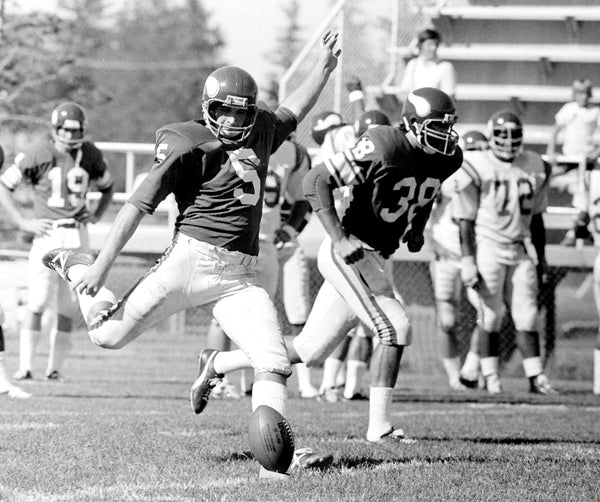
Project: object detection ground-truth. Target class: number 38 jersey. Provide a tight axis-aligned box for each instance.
[452,149,550,245]
[129,104,296,256]
[320,125,463,257]
[0,140,112,220]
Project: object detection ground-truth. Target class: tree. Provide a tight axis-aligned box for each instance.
[263,0,304,106]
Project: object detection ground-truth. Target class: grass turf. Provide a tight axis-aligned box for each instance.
[0,326,599,502]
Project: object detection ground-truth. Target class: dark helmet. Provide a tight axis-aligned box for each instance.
[462,130,489,151]
[50,102,87,149]
[402,87,459,156]
[201,66,258,146]
[311,111,345,145]
[355,110,391,137]
[487,109,523,161]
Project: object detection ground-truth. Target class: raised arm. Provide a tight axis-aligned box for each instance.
[280,31,341,124]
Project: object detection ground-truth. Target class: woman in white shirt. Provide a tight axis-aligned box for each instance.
[398,29,457,102]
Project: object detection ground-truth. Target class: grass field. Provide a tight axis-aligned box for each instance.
[1,324,599,502]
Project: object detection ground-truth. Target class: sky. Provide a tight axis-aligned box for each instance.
[19,0,335,89]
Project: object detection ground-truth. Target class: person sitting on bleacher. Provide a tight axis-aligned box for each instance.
[398,28,457,103]
[546,79,600,245]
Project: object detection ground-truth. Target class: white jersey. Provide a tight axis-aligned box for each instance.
[311,124,357,164]
[260,140,309,242]
[453,150,550,245]
[554,101,600,157]
[428,170,463,259]
[573,167,600,246]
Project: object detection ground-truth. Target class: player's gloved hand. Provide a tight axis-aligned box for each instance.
[402,230,424,253]
[460,255,480,289]
[274,224,298,249]
[333,234,364,264]
[20,218,52,237]
[318,31,341,74]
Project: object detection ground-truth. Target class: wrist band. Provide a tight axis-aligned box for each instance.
[348,90,364,103]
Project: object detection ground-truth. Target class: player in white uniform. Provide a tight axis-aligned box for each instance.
[428,130,489,390]
[0,103,114,382]
[206,136,318,399]
[453,110,557,395]
[570,164,600,394]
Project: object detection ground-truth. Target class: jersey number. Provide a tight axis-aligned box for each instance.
[47,166,90,208]
[228,148,261,206]
[380,177,440,223]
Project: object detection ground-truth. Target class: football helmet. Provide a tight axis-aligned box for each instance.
[311,111,345,146]
[51,102,87,149]
[402,87,458,156]
[355,110,391,137]
[487,110,523,161]
[202,66,258,146]
[462,130,489,151]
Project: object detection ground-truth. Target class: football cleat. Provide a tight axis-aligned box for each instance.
[485,373,503,395]
[46,371,61,381]
[299,387,320,399]
[42,248,95,281]
[13,369,33,381]
[343,391,369,401]
[449,379,469,391]
[190,349,223,414]
[529,374,558,395]
[370,428,417,444]
[290,447,334,471]
[319,386,340,403]
[459,375,479,389]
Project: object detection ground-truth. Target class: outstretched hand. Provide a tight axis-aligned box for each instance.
[319,31,341,74]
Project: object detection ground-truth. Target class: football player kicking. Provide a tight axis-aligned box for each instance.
[0,103,114,382]
[206,134,319,400]
[42,32,340,478]
[192,87,464,443]
[453,110,557,395]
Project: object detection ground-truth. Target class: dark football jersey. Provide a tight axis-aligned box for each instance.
[129,104,297,256]
[322,125,463,257]
[0,140,112,220]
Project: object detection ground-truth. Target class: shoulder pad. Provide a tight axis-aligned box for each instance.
[157,121,220,154]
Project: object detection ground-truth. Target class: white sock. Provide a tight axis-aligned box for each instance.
[335,363,346,388]
[19,328,40,373]
[593,349,600,394]
[366,386,394,442]
[251,379,287,417]
[460,351,480,380]
[522,356,543,378]
[294,362,315,392]
[480,356,499,378]
[46,328,72,376]
[442,357,461,384]
[213,349,252,375]
[344,360,367,398]
[320,357,344,392]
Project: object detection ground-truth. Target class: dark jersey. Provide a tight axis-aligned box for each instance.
[0,140,112,220]
[319,125,462,257]
[129,104,297,256]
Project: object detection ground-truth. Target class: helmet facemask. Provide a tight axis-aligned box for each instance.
[405,115,459,156]
[490,123,522,161]
[203,96,257,146]
[51,102,87,151]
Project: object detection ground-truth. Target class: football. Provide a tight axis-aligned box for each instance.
[248,405,295,473]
